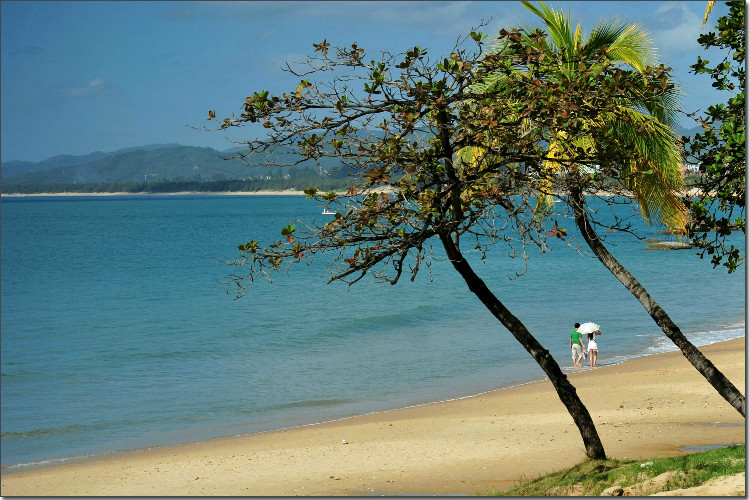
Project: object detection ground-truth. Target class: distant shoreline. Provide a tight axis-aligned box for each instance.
[0,190,308,197]
[1,188,702,198]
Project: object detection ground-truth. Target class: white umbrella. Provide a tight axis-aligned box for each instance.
[578,322,600,334]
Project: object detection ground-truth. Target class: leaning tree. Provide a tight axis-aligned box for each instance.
[469,1,745,416]
[208,31,617,458]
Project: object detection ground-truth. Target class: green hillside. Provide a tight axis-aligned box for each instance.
[1,144,349,188]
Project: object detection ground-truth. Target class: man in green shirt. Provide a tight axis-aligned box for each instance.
[570,323,586,368]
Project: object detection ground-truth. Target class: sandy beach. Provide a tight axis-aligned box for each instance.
[1,337,745,496]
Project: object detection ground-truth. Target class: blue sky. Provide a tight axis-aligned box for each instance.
[1,1,729,163]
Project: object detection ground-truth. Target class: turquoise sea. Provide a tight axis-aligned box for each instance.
[0,195,745,471]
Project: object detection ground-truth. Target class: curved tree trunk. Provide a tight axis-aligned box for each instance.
[438,231,607,459]
[568,186,746,417]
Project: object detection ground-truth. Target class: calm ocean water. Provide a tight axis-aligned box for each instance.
[1,195,745,471]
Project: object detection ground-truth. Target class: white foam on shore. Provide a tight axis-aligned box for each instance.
[0,446,166,473]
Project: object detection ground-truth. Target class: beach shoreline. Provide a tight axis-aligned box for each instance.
[0,187,703,198]
[0,189,309,197]
[1,336,744,496]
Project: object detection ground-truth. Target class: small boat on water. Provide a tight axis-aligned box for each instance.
[322,208,336,215]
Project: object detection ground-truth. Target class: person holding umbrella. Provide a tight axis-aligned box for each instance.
[578,322,602,367]
[569,323,586,368]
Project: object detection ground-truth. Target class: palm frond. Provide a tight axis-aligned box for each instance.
[628,158,688,232]
[622,80,684,128]
[533,134,568,220]
[522,1,579,57]
[483,34,514,57]
[617,108,682,168]
[609,108,687,230]
[470,71,510,94]
[572,135,597,156]
[584,18,627,55]
[605,23,656,72]
[703,1,716,26]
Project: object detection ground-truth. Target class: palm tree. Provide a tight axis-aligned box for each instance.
[472,1,745,416]
[519,1,687,223]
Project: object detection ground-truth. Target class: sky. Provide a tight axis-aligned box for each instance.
[0,0,731,163]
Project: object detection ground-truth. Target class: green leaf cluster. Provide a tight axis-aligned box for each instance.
[684,0,745,273]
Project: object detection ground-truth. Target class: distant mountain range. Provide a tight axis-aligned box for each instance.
[1,144,181,178]
[1,123,704,188]
[0,144,354,187]
[1,143,347,186]
[3,144,244,186]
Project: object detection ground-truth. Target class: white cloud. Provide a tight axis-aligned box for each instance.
[649,2,702,55]
[65,78,115,98]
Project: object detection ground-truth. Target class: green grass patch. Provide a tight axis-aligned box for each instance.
[493,444,745,496]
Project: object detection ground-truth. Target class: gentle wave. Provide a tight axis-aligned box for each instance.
[646,325,746,355]
[0,446,167,472]
[267,398,354,411]
[1,423,92,440]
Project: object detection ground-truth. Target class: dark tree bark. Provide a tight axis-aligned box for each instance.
[438,231,607,460]
[568,185,745,417]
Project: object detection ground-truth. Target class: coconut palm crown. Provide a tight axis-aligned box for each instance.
[473,1,688,232]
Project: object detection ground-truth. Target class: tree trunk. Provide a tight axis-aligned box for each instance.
[568,186,746,417]
[438,231,607,459]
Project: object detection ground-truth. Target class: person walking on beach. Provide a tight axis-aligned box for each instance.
[587,329,602,367]
[570,323,585,368]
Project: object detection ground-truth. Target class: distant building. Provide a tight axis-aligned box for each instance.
[682,163,701,174]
